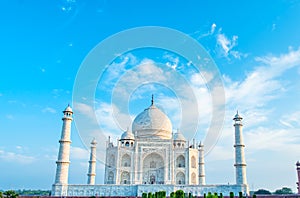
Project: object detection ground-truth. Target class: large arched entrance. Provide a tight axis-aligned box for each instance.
[142,153,164,184]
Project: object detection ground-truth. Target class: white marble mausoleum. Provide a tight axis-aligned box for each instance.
[51,98,249,196]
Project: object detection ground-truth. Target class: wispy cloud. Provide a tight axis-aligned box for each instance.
[193,23,247,60]
[0,149,36,164]
[60,0,77,13]
[71,146,89,160]
[211,23,217,34]
[209,47,300,161]
[192,23,218,39]
[216,33,243,59]
[42,107,56,114]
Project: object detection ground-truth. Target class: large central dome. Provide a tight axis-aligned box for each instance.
[132,100,172,139]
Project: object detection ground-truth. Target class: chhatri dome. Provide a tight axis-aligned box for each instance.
[132,95,172,139]
[121,128,135,140]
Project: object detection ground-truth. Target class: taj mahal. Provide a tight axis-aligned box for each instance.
[51,97,249,196]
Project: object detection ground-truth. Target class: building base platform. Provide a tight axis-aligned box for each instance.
[52,184,249,197]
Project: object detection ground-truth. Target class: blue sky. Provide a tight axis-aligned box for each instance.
[1,0,300,192]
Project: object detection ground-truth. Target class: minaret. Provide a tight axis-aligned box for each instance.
[296,161,300,194]
[54,105,73,184]
[87,139,97,185]
[198,142,206,185]
[233,111,247,185]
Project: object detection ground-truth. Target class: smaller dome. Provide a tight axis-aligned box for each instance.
[91,138,97,145]
[233,110,242,120]
[64,104,73,112]
[173,130,186,141]
[121,129,135,140]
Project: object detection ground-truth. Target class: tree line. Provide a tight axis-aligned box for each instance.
[253,187,294,195]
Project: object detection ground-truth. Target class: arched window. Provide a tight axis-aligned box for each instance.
[191,156,196,168]
[121,171,130,184]
[121,154,131,167]
[107,171,114,184]
[176,172,185,184]
[176,155,185,167]
[191,172,196,184]
[108,154,115,167]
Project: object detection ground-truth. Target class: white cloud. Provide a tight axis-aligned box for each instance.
[280,111,300,128]
[71,146,89,160]
[95,102,132,133]
[42,107,56,114]
[206,145,233,162]
[193,23,218,39]
[60,0,77,13]
[225,48,300,113]
[0,149,36,164]
[211,23,217,34]
[209,48,300,162]
[74,102,95,119]
[245,127,300,152]
[217,33,239,57]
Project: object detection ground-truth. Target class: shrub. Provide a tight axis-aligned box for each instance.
[175,190,185,198]
[142,192,147,198]
[229,192,234,198]
[220,193,223,198]
[161,191,166,198]
[170,192,175,198]
[239,192,243,198]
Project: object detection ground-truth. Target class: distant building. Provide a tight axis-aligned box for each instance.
[51,97,249,196]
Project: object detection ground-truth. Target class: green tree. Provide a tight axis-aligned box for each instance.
[142,192,148,198]
[274,187,293,195]
[239,192,243,198]
[254,189,271,195]
[160,191,166,198]
[219,193,223,198]
[252,195,256,198]
[0,192,3,198]
[175,190,184,198]
[148,192,153,198]
[207,192,212,198]
[4,190,18,198]
[170,192,175,198]
[229,192,234,198]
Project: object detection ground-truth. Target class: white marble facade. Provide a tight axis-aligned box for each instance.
[52,100,249,196]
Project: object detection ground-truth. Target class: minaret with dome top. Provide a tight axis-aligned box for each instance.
[233,111,247,186]
[87,138,97,185]
[296,161,300,194]
[53,105,73,187]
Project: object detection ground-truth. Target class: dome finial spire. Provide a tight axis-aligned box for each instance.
[151,94,154,106]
